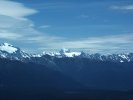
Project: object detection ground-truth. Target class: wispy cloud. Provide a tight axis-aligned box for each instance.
[0,0,63,52]
[40,33,133,53]
[111,5,133,10]
[39,25,51,29]
[0,0,38,19]
[0,0,133,53]
[0,30,23,39]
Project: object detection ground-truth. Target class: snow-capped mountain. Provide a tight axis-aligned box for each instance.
[43,48,81,58]
[0,43,31,60]
[0,43,133,63]
[0,43,17,54]
[79,52,133,62]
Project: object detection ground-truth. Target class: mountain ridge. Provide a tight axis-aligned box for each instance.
[0,42,133,63]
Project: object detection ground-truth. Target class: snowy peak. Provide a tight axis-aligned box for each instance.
[0,43,31,60]
[43,49,81,58]
[60,48,71,54]
[59,48,81,57]
[3,43,13,46]
[79,53,133,63]
[0,43,18,53]
[63,52,81,57]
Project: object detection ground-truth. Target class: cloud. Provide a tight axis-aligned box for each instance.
[0,0,133,54]
[0,14,61,42]
[40,33,133,53]
[39,25,51,29]
[0,0,63,53]
[0,0,38,19]
[0,30,23,40]
[111,5,133,10]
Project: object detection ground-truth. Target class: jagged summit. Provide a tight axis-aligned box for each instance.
[60,48,71,53]
[2,43,13,46]
[0,43,31,60]
[43,48,81,57]
[0,42,18,53]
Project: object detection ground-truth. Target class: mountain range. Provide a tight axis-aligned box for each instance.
[0,43,133,99]
[0,42,133,63]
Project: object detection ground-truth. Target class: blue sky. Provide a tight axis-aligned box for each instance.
[0,0,133,54]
